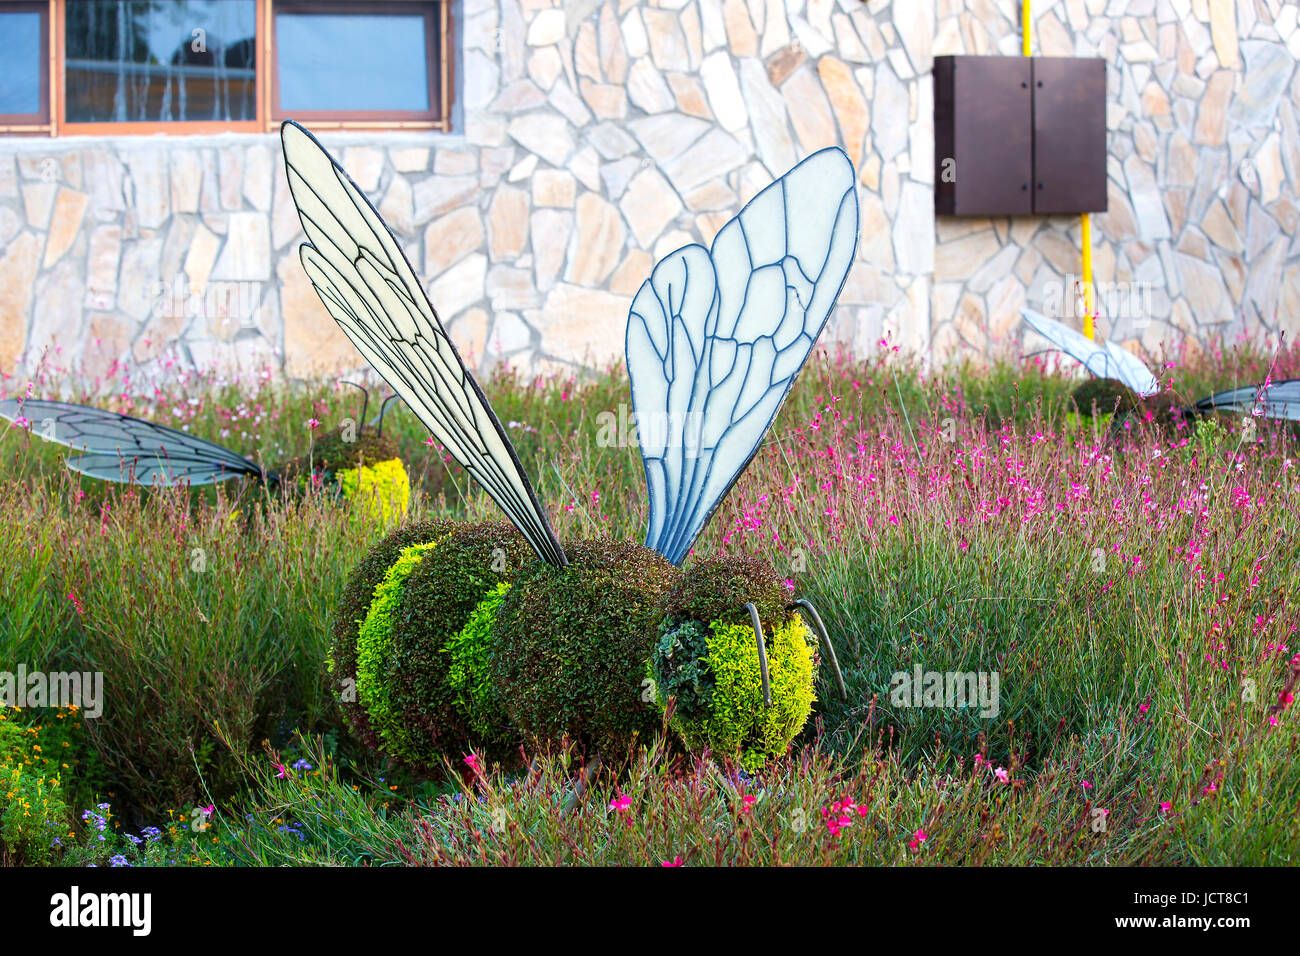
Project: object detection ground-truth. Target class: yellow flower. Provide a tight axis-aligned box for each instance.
[336,458,411,521]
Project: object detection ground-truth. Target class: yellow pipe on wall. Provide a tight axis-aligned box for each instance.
[1024,0,1096,340]
[1081,214,1095,339]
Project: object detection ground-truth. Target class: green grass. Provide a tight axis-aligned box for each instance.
[1,335,1298,864]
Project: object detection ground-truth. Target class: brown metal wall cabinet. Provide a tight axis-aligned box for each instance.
[933,54,1107,216]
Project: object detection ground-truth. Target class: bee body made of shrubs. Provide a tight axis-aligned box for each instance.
[284,120,856,773]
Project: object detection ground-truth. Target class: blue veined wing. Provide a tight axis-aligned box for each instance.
[1019,308,1160,397]
[627,147,859,566]
[1196,379,1300,421]
[280,121,567,566]
[0,398,264,487]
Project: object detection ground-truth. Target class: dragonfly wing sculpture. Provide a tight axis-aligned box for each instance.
[1020,307,1160,396]
[1102,340,1161,398]
[626,147,859,565]
[281,121,567,566]
[1197,379,1300,421]
[0,398,264,487]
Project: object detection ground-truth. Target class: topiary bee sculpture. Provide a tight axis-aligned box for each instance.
[282,120,853,773]
[1020,307,1300,436]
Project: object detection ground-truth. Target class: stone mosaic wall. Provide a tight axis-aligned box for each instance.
[932,0,1300,363]
[0,0,1296,385]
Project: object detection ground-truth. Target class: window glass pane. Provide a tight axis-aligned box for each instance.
[0,11,42,116]
[276,12,430,112]
[65,0,256,123]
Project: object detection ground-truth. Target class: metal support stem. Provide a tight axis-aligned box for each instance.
[745,602,772,708]
[792,598,848,700]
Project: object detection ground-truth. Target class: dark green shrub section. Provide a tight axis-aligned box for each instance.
[329,519,459,751]
[1071,378,1138,417]
[664,554,789,630]
[652,555,816,769]
[382,522,533,771]
[279,425,401,478]
[491,538,677,759]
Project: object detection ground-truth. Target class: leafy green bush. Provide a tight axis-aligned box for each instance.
[329,519,460,751]
[651,556,816,769]
[381,522,533,771]
[1070,378,1137,417]
[491,538,677,759]
[356,540,444,754]
[445,582,515,753]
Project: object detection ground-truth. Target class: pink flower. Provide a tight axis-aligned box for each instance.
[908,829,927,849]
[993,766,1009,784]
[464,753,482,774]
[274,763,287,779]
[740,794,758,814]
[1159,801,1171,812]
[425,435,435,446]
[1081,780,1093,789]
[306,418,320,429]
[661,856,683,867]
[609,794,632,812]
[825,814,853,836]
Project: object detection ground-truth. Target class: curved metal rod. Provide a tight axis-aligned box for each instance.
[792,598,848,700]
[745,602,772,708]
[374,394,401,437]
[562,753,602,816]
[338,379,370,427]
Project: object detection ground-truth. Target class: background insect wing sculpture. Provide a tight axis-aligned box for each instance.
[0,398,263,487]
[1198,380,1300,421]
[1101,340,1160,398]
[1020,308,1121,386]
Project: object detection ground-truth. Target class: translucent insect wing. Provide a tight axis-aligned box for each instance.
[627,147,859,565]
[64,453,247,487]
[1259,379,1300,420]
[1019,308,1113,381]
[1102,340,1160,397]
[1200,379,1300,420]
[0,398,262,486]
[281,121,567,566]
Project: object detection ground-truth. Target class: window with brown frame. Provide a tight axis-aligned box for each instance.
[0,2,51,131]
[0,0,452,135]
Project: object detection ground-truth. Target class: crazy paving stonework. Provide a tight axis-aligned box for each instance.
[0,0,1297,384]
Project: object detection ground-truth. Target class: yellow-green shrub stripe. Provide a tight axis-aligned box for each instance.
[356,538,442,750]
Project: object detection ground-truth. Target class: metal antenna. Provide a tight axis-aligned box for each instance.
[791,598,848,699]
[374,393,400,437]
[338,380,370,427]
[745,602,772,708]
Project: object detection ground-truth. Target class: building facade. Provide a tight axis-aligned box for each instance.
[1,0,1297,385]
